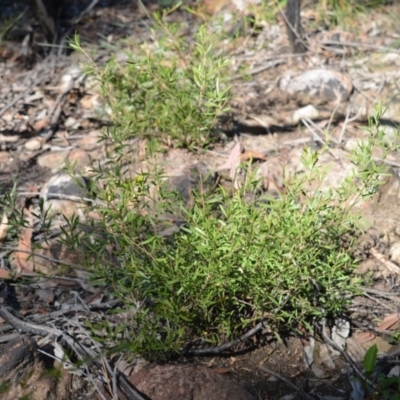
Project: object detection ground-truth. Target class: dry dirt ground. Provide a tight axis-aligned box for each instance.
[1,1,400,399]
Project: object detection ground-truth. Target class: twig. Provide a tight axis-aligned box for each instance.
[0,304,58,337]
[0,332,20,343]
[302,117,330,139]
[0,246,86,271]
[37,348,84,376]
[228,59,283,81]
[283,137,313,146]
[317,40,400,54]
[259,365,314,400]
[72,0,100,26]
[245,114,273,133]
[17,191,106,206]
[67,309,146,400]
[112,354,123,400]
[372,75,386,105]
[338,106,351,144]
[0,302,144,399]
[319,319,376,390]
[136,0,152,20]
[0,75,45,117]
[185,294,290,356]
[351,319,399,336]
[184,319,269,356]
[29,301,121,324]
[58,0,100,56]
[237,52,311,62]
[360,287,400,303]
[362,292,397,312]
[301,118,339,160]
[373,157,400,169]
[41,72,82,141]
[326,103,341,133]
[83,363,109,400]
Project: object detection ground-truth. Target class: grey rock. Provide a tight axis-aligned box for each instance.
[40,173,88,218]
[279,69,353,103]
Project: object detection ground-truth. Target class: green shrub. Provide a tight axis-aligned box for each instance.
[2,10,398,362]
[72,101,397,359]
[71,13,230,150]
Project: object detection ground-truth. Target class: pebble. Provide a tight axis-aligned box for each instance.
[77,131,101,151]
[37,151,69,171]
[292,105,319,124]
[25,138,42,151]
[67,148,91,172]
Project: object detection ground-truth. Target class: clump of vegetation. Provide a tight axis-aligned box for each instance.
[62,98,396,361]
[71,11,230,150]
[2,8,399,362]
[317,0,392,26]
[67,8,399,359]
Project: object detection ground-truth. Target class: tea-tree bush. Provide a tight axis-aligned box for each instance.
[4,9,398,361]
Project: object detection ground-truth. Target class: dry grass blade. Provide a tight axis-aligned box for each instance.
[0,214,8,242]
[14,207,34,273]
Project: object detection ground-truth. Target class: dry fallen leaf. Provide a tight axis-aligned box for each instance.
[240,151,267,162]
[214,368,232,374]
[354,313,400,344]
[0,268,11,279]
[354,331,375,344]
[200,0,230,15]
[218,142,242,172]
[33,117,49,132]
[376,313,400,332]
[217,142,242,189]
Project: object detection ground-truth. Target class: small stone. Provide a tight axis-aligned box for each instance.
[344,138,357,152]
[64,117,80,129]
[60,65,82,93]
[37,151,69,171]
[67,148,91,172]
[383,101,400,123]
[80,93,102,112]
[0,152,11,163]
[77,131,101,151]
[292,105,319,124]
[42,173,87,200]
[24,138,42,151]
